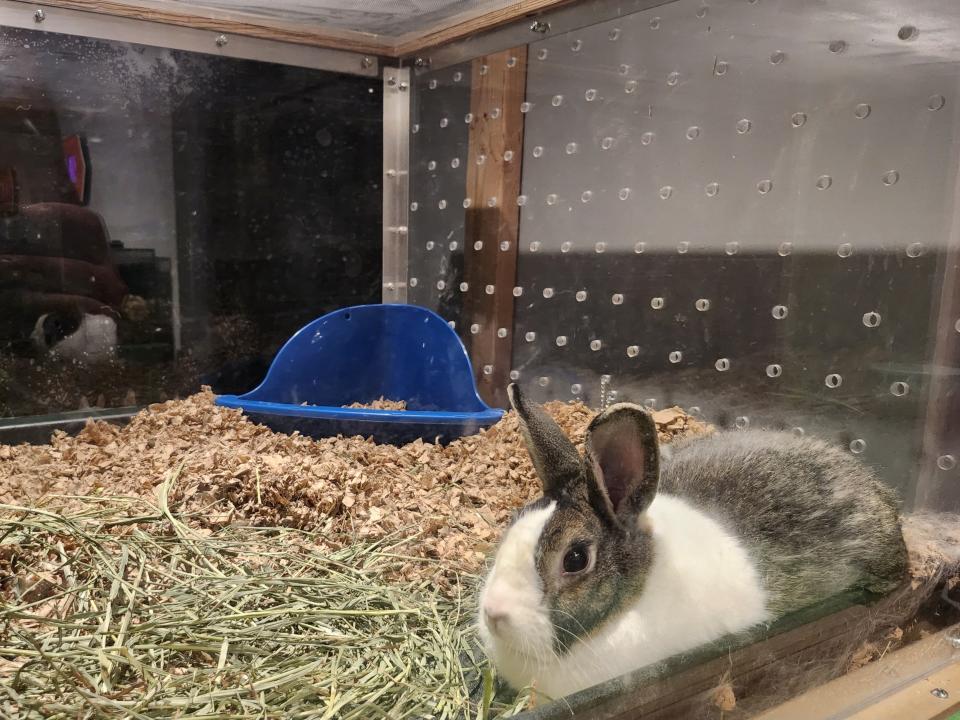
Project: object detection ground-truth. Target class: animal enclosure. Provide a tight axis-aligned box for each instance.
[1,0,959,718]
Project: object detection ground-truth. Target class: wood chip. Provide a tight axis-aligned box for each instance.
[712,683,737,712]
[0,390,711,587]
[343,398,407,410]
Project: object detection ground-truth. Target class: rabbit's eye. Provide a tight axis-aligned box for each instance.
[562,544,591,574]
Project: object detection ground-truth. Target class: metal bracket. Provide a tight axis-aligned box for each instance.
[382,66,411,304]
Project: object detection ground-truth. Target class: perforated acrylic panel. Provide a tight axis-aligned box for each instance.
[407,64,472,322]
[406,0,960,509]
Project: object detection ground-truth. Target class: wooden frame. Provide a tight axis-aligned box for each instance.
[463,47,527,408]
[10,0,578,57]
[392,0,579,57]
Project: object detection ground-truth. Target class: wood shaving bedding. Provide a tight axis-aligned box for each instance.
[343,398,408,410]
[0,389,710,586]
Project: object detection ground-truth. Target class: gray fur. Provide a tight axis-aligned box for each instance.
[585,405,660,521]
[508,384,582,494]
[662,429,908,615]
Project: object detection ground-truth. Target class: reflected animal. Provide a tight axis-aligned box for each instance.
[478,384,907,699]
[31,309,117,362]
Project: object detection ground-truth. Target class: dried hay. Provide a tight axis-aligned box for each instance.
[0,494,485,718]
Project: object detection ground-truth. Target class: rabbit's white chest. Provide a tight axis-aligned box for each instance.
[537,494,768,699]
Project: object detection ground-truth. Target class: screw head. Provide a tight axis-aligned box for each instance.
[414,57,430,69]
[530,20,551,34]
[931,688,949,699]
[361,56,373,69]
[386,76,397,87]
[215,34,228,47]
[34,7,45,22]
[398,81,409,91]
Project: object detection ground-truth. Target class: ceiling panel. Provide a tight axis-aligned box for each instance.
[133,0,512,36]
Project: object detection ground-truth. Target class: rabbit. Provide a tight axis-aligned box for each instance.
[31,309,117,363]
[478,384,908,700]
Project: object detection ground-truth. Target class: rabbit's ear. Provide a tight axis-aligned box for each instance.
[585,404,660,522]
[508,383,582,496]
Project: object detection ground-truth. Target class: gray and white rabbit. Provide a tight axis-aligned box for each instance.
[478,384,907,699]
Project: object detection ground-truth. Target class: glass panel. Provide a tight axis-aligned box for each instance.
[0,25,382,424]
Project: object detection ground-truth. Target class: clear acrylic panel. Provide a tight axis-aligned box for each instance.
[0,24,382,430]
[407,2,960,712]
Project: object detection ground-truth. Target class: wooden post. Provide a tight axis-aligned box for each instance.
[463,47,527,409]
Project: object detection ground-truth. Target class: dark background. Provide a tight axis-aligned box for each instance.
[0,26,383,419]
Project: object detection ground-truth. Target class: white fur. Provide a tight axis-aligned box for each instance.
[481,494,769,700]
[478,502,557,686]
[32,313,117,362]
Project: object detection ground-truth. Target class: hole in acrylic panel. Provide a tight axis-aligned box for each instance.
[898,25,919,41]
[890,381,909,397]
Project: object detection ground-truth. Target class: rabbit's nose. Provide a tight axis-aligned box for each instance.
[483,603,511,634]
